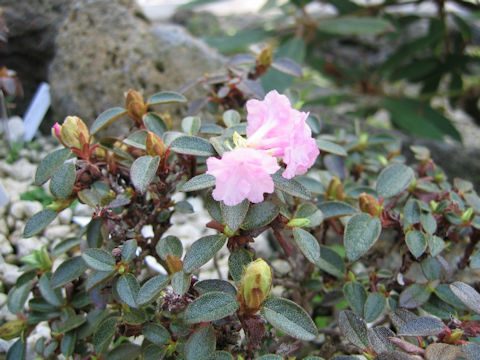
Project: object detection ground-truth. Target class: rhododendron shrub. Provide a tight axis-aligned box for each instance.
[4,62,480,359]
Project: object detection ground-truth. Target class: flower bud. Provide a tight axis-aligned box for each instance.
[146,132,165,157]
[327,177,344,200]
[359,193,382,217]
[0,319,26,340]
[125,89,146,120]
[239,259,273,312]
[257,45,273,67]
[57,116,90,150]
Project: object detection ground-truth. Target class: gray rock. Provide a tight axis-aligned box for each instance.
[0,234,13,256]
[44,225,73,242]
[10,200,43,220]
[0,218,8,235]
[58,207,73,225]
[0,158,37,181]
[23,201,44,218]
[0,262,21,285]
[49,0,225,131]
[15,236,47,258]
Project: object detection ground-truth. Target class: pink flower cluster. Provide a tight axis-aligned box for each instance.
[207,90,319,206]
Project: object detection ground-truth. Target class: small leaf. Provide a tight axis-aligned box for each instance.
[343,282,367,317]
[272,172,311,199]
[181,174,216,192]
[182,116,202,135]
[121,239,137,262]
[317,16,391,35]
[292,228,320,264]
[228,249,252,284]
[7,282,31,314]
[317,201,357,220]
[86,271,114,292]
[136,275,169,306]
[344,213,382,261]
[147,91,187,105]
[364,293,386,322]
[185,324,216,360]
[171,136,216,156]
[428,234,445,257]
[222,110,241,127]
[184,291,239,323]
[143,323,171,345]
[24,209,57,238]
[425,343,460,360]
[51,256,87,288]
[155,236,183,261]
[421,256,442,280]
[462,343,480,360]
[183,235,227,273]
[367,326,396,354]
[56,315,86,333]
[338,310,369,349]
[257,356,283,360]
[38,272,64,307]
[405,230,427,258]
[52,237,83,257]
[171,271,191,295]
[261,297,318,341]
[61,331,76,357]
[82,249,115,272]
[399,283,431,309]
[143,344,167,360]
[116,274,140,308]
[376,164,414,198]
[295,203,323,227]
[220,200,249,233]
[317,246,345,278]
[399,317,445,336]
[450,281,480,314]
[194,279,237,296]
[143,112,168,137]
[271,57,303,77]
[389,309,418,330]
[106,343,141,360]
[6,338,25,360]
[35,148,72,186]
[241,201,279,230]
[130,156,160,194]
[93,317,119,354]
[91,107,127,135]
[316,139,347,156]
[207,351,234,360]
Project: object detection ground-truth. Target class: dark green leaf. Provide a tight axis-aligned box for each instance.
[38,272,64,307]
[193,279,237,296]
[295,203,323,227]
[56,315,86,333]
[93,317,120,354]
[406,230,427,258]
[143,112,168,137]
[364,293,386,323]
[343,282,367,317]
[228,249,252,283]
[52,237,83,257]
[317,16,391,35]
[171,271,191,295]
[155,235,183,261]
[143,323,171,345]
[86,271,114,292]
[183,235,227,273]
[61,330,76,357]
[87,218,104,248]
[181,174,216,192]
[271,57,303,77]
[376,164,414,198]
[317,201,357,220]
[184,291,239,323]
[317,246,345,278]
[221,200,249,233]
[136,275,169,306]
[398,316,445,336]
[143,344,167,360]
[462,343,480,360]
[6,338,25,360]
[261,297,317,341]
[130,155,160,194]
[123,130,147,149]
[182,116,202,136]
[171,136,216,156]
[435,284,468,310]
[122,239,137,262]
[241,201,279,230]
[106,343,141,360]
[367,326,396,354]
[292,228,320,264]
[7,282,31,314]
[316,139,347,156]
[449,281,480,314]
[51,256,87,288]
[35,148,72,186]
[428,234,445,257]
[24,209,57,238]
[338,310,369,349]
[185,324,216,360]
[207,351,234,360]
[147,91,187,105]
[116,274,140,308]
[344,213,382,261]
[272,172,311,199]
[91,107,127,135]
[82,249,115,272]
[399,283,431,308]
[421,256,442,280]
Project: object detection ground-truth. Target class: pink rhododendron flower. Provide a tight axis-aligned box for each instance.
[246,90,319,178]
[52,122,61,138]
[206,147,280,206]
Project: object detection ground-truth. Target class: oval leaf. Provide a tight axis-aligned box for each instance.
[35,148,72,186]
[271,57,303,77]
[183,235,227,273]
[82,249,115,272]
[318,201,357,220]
[344,213,382,261]
[155,235,183,261]
[399,283,431,309]
[172,271,191,295]
[147,91,187,105]
[316,139,347,156]
[220,199,249,233]
[143,112,168,137]
[405,230,427,258]
[184,324,216,360]
[130,155,160,194]
[364,293,386,323]
[317,245,346,278]
[143,323,171,345]
[376,164,414,198]
[51,256,88,288]
[181,174,216,192]
[116,274,140,308]
[398,317,445,336]
[50,161,76,199]
[136,275,169,306]
[91,107,127,135]
[343,282,367,317]
[272,172,311,199]
[184,291,239,323]
[241,201,279,230]
[193,279,237,296]
[171,136,216,156]
[292,228,320,264]
[261,297,318,341]
[449,281,480,315]
[24,209,57,238]
[338,310,369,349]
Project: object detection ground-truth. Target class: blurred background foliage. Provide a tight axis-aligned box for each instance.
[176,0,480,143]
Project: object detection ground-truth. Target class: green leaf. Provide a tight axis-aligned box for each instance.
[147,91,187,105]
[90,107,127,135]
[271,172,311,199]
[428,234,445,257]
[398,317,445,336]
[435,284,469,310]
[257,356,283,360]
[194,279,237,296]
[183,235,227,273]
[317,246,345,278]
[462,343,480,360]
[338,310,369,349]
[106,343,141,360]
[24,209,57,238]
[155,236,183,261]
[220,200,249,233]
[343,282,367,317]
[316,139,347,156]
[171,136,216,156]
[86,271,114,292]
[51,256,87,288]
[52,237,83,257]
[82,249,115,272]
[295,203,323,227]
[241,201,279,230]
[364,293,386,323]
[317,16,391,35]
[171,271,191,295]
[399,283,431,309]
[185,324,216,360]
[367,326,396,355]
[261,297,318,341]
[130,155,160,193]
[344,213,382,261]
[136,275,169,306]
[94,317,119,354]
[292,228,320,264]
[143,323,171,345]
[56,315,86,333]
[182,116,202,136]
[35,148,72,186]
[116,274,140,308]
[420,212,437,234]
[271,57,303,77]
[184,291,239,323]
[449,281,480,315]
[317,201,357,220]
[143,112,168,137]
[61,330,76,357]
[123,130,147,149]
[6,338,25,360]
[222,110,241,127]
[421,256,442,280]
[405,230,427,258]
[38,272,64,307]
[87,218,104,248]
[207,351,234,360]
[7,282,31,314]
[228,249,252,284]
[143,344,167,360]
[376,164,414,198]
[122,239,137,262]
[181,174,216,192]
